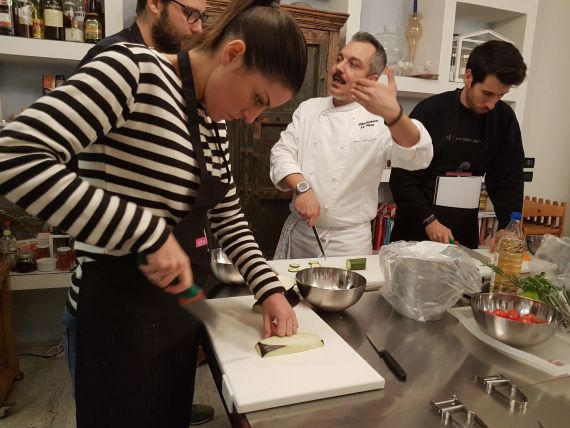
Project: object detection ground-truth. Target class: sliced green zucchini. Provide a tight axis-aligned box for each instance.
[255,333,324,358]
[288,267,300,272]
[288,263,300,268]
[346,258,367,270]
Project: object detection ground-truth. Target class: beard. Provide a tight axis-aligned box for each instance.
[151,8,183,53]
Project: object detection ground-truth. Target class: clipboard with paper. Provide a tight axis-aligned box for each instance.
[433,176,483,209]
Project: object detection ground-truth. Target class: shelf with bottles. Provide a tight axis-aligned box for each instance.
[0,0,124,63]
[356,0,537,117]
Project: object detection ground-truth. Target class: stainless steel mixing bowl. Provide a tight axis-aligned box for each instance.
[471,293,561,347]
[295,267,366,311]
[526,234,544,255]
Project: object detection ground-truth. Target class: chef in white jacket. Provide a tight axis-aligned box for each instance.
[270,31,433,259]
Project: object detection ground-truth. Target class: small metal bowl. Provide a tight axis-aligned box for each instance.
[295,267,366,311]
[471,293,561,347]
[526,235,544,255]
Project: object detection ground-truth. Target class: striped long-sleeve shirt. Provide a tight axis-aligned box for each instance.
[0,43,285,312]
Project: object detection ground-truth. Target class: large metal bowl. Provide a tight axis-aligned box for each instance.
[295,267,366,311]
[471,293,561,347]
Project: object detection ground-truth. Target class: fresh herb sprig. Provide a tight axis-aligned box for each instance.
[483,260,570,330]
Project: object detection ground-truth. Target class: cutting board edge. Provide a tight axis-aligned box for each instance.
[234,378,386,413]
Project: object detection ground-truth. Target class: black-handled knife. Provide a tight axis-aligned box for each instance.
[366,333,407,381]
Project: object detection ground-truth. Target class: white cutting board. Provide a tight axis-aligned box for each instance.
[267,254,384,290]
[204,296,385,413]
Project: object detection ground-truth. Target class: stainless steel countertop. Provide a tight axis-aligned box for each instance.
[205,288,570,427]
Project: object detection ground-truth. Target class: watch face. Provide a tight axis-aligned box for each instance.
[297,181,310,193]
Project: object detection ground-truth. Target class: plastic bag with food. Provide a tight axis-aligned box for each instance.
[379,241,481,322]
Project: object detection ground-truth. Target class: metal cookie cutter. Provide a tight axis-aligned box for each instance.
[430,395,488,427]
[473,374,528,413]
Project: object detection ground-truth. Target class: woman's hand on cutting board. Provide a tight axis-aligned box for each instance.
[262,293,298,338]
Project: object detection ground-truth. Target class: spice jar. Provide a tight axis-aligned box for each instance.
[36,244,50,259]
[57,246,74,271]
[14,253,37,273]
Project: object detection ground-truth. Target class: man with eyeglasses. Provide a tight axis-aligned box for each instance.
[64,0,214,426]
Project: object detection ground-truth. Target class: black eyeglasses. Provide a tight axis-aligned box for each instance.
[170,0,209,25]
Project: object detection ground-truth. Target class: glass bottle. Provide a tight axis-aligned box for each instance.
[0,0,15,36]
[62,0,72,27]
[83,0,101,43]
[0,220,17,266]
[31,0,44,39]
[44,0,64,40]
[16,0,33,37]
[491,212,526,294]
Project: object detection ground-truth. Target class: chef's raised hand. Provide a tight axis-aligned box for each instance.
[425,219,455,245]
[262,292,298,338]
[294,190,320,227]
[138,233,193,294]
[351,67,399,118]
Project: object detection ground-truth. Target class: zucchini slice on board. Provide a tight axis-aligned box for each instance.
[346,258,367,270]
[255,333,324,358]
[288,263,300,268]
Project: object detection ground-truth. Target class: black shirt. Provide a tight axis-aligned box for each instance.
[390,89,524,248]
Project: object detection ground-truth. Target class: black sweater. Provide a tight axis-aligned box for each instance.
[390,90,524,243]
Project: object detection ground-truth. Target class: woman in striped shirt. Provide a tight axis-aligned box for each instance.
[0,0,307,426]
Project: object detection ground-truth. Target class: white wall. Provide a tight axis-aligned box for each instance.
[522,0,570,236]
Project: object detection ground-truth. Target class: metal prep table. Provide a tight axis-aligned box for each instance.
[202,287,570,428]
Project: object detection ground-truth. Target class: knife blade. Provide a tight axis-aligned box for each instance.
[312,226,327,259]
[457,243,492,264]
[366,333,407,381]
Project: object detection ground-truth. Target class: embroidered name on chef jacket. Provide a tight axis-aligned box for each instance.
[358,119,379,129]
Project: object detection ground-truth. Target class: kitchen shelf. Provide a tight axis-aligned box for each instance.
[9,270,72,291]
[0,36,91,65]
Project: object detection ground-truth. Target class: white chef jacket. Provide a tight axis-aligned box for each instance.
[271,97,432,227]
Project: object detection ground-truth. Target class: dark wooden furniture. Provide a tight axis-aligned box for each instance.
[0,260,19,409]
[207,1,348,257]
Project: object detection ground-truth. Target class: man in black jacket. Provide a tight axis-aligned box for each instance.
[64,0,214,425]
[390,40,527,249]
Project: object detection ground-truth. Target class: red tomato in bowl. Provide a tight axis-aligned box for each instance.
[491,309,507,318]
[506,309,521,321]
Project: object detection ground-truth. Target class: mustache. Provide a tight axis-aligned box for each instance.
[332,72,346,84]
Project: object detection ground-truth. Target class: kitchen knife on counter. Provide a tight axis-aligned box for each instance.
[312,226,327,259]
[366,333,407,381]
[137,254,219,326]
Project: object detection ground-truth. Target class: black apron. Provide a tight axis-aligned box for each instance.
[75,51,229,428]
[392,90,487,249]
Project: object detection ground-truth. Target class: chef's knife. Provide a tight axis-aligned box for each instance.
[312,226,327,259]
[136,254,218,326]
[366,333,407,381]
[457,243,492,264]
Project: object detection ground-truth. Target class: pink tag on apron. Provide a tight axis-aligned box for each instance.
[195,236,208,249]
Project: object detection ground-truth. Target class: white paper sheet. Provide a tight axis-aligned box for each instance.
[434,176,482,209]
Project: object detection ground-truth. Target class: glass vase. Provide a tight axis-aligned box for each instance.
[405,13,423,67]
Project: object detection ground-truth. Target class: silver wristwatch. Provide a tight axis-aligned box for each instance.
[295,180,311,195]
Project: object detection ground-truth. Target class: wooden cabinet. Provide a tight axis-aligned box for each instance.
[207,1,348,257]
[0,261,18,409]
